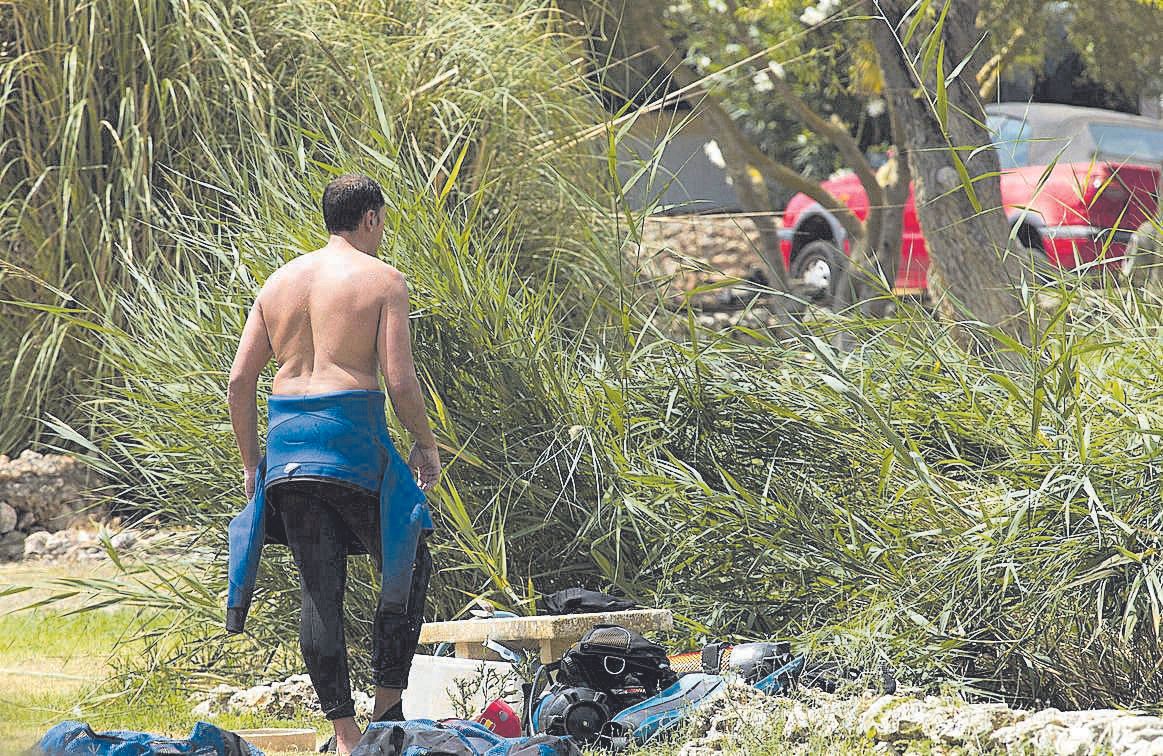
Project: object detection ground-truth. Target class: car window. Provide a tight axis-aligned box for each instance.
[987,115,1030,169]
[1088,123,1163,165]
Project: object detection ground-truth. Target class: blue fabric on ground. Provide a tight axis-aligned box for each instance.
[351,719,580,756]
[36,720,262,755]
[226,389,433,633]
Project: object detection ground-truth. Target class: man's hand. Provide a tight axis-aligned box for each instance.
[244,467,258,500]
[408,443,441,492]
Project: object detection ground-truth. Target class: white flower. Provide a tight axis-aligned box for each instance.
[800,0,840,25]
[866,97,886,117]
[767,61,785,80]
[752,71,773,92]
[708,0,727,12]
[703,140,727,169]
[800,7,825,24]
[696,55,712,70]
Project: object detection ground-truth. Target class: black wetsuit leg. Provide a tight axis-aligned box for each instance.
[330,488,433,691]
[274,481,358,720]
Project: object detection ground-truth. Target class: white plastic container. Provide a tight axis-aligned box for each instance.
[402,654,517,720]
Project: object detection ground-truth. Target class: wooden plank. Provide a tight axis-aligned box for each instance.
[419,609,672,646]
[538,637,576,665]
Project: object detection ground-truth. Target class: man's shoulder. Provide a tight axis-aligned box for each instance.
[256,256,303,296]
[364,260,408,294]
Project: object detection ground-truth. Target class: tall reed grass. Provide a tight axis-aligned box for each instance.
[0,0,609,451]
[7,0,1163,714]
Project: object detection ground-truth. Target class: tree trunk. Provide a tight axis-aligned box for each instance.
[872,0,1025,345]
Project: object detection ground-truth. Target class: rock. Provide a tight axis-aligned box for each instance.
[23,530,49,557]
[16,510,36,530]
[0,530,25,561]
[45,533,69,554]
[191,683,239,717]
[0,502,16,533]
[76,546,104,562]
[192,673,371,721]
[13,523,177,563]
[354,691,374,719]
[1108,716,1163,754]
[859,695,944,742]
[228,685,274,712]
[929,702,1023,744]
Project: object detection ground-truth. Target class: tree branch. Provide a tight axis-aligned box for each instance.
[976,26,1026,101]
[766,72,884,234]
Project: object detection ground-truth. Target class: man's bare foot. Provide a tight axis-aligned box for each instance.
[332,717,363,755]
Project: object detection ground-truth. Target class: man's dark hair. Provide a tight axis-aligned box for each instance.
[322,174,385,233]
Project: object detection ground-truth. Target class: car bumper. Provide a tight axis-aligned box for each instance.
[1042,225,1134,270]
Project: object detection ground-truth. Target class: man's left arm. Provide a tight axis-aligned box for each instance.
[228,298,273,498]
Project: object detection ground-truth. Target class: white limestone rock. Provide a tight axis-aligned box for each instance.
[228,684,274,712]
[23,530,49,557]
[927,701,1025,745]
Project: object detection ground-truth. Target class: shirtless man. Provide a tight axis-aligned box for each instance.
[227,174,440,754]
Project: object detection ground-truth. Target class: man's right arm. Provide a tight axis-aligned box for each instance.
[377,269,440,490]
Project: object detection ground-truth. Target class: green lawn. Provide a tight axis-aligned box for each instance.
[0,564,329,753]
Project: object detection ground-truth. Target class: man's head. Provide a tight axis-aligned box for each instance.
[322,174,386,253]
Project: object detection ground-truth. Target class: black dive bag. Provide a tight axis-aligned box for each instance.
[529,624,679,743]
[557,624,678,709]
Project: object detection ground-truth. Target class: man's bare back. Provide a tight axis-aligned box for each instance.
[260,247,402,396]
[228,178,440,503]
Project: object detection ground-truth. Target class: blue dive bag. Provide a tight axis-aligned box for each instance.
[36,721,262,756]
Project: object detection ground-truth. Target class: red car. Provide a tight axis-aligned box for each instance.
[779,103,1163,299]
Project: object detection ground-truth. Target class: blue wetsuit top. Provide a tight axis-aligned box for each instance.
[226,389,433,633]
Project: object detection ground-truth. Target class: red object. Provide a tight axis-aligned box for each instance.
[778,103,1163,294]
[475,698,522,738]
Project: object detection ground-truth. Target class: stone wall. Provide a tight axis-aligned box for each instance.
[634,215,773,312]
[0,450,98,561]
